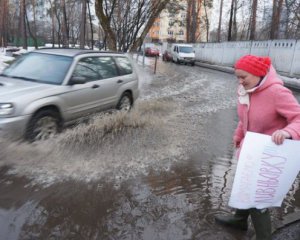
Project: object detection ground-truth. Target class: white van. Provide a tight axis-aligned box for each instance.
[171,44,195,66]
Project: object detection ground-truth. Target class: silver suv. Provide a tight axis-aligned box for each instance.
[0,49,139,141]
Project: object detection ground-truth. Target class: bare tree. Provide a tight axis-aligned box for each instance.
[0,0,9,47]
[87,0,94,49]
[60,0,69,47]
[201,0,213,42]
[26,0,38,48]
[270,0,284,39]
[187,0,197,43]
[80,0,87,48]
[186,0,206,43]
[95,0,175,52]
[232,0,238,40]
[249,0,258,40]
[47,0,56,47]
[20,0,28,49]
[217,0,224,42]
[227,0,237,41]
[284,0,300,38]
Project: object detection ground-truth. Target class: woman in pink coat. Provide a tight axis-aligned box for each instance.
[215,55,300,240]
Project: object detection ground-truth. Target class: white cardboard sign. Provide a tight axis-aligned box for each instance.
[229,131,300,209]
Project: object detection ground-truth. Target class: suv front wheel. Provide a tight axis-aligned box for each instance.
[25,109,61,142]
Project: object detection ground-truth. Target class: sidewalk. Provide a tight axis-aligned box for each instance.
[272,211,300,239]
[195,61,300,91]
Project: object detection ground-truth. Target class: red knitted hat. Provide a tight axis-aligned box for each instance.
[235,55,271,77]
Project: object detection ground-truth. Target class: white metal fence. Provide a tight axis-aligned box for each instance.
[192,40,300,78]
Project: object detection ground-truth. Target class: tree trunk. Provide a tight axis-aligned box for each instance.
[227,0,234,41]
[80,0,87,49]
[191,0,197,42]
[186,0,191,42]
[25,9,38,48]
[20,0,28,49]
[48,0,56,47]
[0,0,9,47]
[30,0,38,48]
[250,0,258,40]
[87,0,94,49]
[95,0,117,51]
[270,0,277,39]
[217,0,224,42]
[232,0,237,41]
[203,0,210,42]
[60,0,69,47]
[270,0,284,39]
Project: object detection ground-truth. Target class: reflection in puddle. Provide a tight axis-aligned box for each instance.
[0,155,248,240]
[1,135,300,239]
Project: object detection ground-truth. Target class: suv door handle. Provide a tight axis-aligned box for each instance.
[92,84,100,89]
[117,80,123,84]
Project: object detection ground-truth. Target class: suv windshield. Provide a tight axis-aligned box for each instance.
[3,52,73,85]
[179,46,193,53]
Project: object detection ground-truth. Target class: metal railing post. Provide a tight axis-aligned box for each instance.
[154,56,157,74]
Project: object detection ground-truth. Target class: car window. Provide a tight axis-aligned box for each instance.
[3,52,72,85]
[72,61,100,81]
[72,57,118,81]
[115,57,132,75]
[179,46,193,53]
[96,57,118,79]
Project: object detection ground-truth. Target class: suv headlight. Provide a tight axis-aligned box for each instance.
[0,103,14,116]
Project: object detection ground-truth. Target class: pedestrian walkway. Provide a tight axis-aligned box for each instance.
[272,211,300,240]
[195,61,300,91]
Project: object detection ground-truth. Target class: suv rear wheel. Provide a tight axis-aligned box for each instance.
[116,92,133,111]
[25,109,61,142]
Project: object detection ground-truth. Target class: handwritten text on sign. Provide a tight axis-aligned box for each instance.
[229,132,300,209]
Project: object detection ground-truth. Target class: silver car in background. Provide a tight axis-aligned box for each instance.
[0,49,139,141]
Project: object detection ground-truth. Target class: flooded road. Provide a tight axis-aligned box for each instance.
[1,58,300,240]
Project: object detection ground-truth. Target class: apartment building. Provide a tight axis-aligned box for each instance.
[147,0,209,43]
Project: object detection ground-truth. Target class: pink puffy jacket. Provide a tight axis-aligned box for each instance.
[234,65,300,146]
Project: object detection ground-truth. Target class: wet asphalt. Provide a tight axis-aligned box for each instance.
[0,57,300,240]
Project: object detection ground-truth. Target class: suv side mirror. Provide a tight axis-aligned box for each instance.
[69,76,87,85]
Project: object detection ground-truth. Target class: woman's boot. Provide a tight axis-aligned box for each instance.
[215,209,249,231]
[250,208,272,240]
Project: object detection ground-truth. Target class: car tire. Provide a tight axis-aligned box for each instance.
[116,92,133,111]
[191,62,195,66]
[25,109,61,142]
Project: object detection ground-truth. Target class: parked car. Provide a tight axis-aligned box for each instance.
[0,48,139,141]
[171,44,195,66]
[162,50,172,62]
[145,47,160,57]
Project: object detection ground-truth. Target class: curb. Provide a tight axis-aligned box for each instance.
[276,211,300,229]
[195,61,234,74]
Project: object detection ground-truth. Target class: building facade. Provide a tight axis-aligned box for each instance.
[147,0,209,43]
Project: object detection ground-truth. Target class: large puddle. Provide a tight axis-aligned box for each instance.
[1,60,300,239]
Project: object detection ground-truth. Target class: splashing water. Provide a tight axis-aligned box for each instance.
[0,99,184,186]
